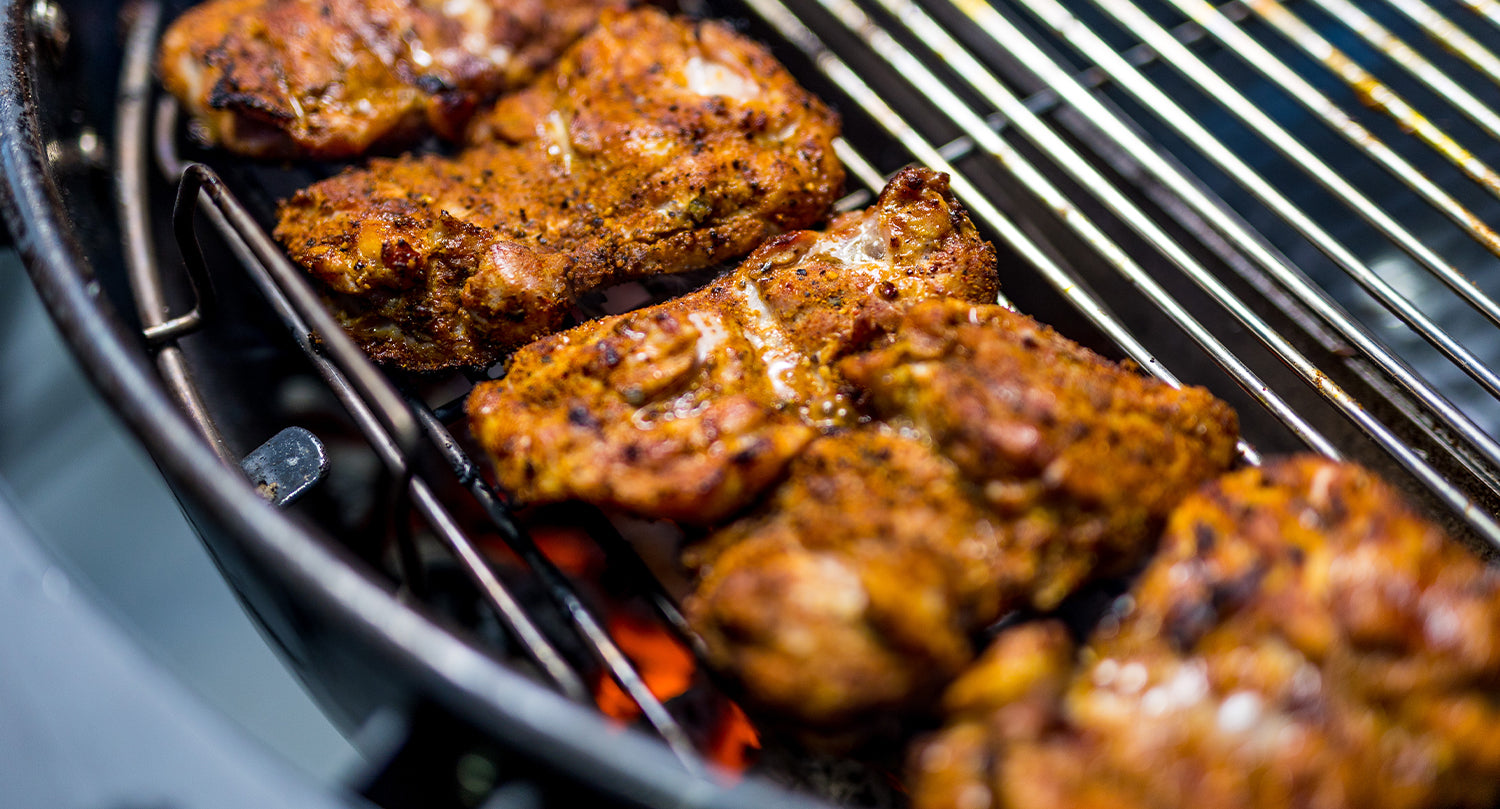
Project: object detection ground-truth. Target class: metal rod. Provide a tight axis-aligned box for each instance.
[1248,0,1500,201]
[1306,0,1500,144]
[959,0,1500,488]
[737,0,1500,545]
[1077,0,1500,391]
[113,0,234,463]
[179,166,424,463]
[749,0,1179,386]
[812,0,1311,456]
[1097,0,1500,318]
[171,166,593,705]
[1458,0,1500,31]
[1385,0,1500,89]
[407,400,703,772]
[832,136,886,194]
[972,0,1500,539]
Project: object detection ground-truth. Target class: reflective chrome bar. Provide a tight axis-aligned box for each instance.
[761,0,1334,469]
[1087,0,1500,356]
[1384,0,1500,88]
[833,136,886,194]
[738,0,1500,544]
[1249,0,1500,203]
[1308,0,1500,143]
[1148,0,1500,259]
[816,0,1320,451]
[750,0,1185,386]
[982,0,1500,479]
[1459,0,1500,30]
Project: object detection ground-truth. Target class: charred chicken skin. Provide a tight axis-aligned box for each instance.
[913,457,1500,809]
[466,167,998,522]
[275,8,844,370]
[685,300,1238,729]
[158,0,625,157]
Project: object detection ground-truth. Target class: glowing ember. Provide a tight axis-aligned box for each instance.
[706,700,761,772]
[594,610,761,771]
[480,524,603,577]
[530,525,603,577]
[478,518,761,772]
[596,610,696,719]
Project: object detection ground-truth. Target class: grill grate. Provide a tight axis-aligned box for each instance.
[115,0,1500,802]
[729,0,1500,543]
[121,1,709,773]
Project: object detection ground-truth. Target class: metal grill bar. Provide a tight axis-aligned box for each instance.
[745,0,1317,468]
[1385,0,1500,86]
[1308,0,1500,144]
[743,0,1500,542]
[1459,0,1500,31]
[114,0,233,464]
[814,0,1320,459]
[1092,0,1500,345]
[1248,0,1500,202]
[744,0,1500,537]
[1144,0,1500,266]
[832,136,888,197]
[944,0,1500,490]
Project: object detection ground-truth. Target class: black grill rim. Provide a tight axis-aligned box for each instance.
[0,2,829,806]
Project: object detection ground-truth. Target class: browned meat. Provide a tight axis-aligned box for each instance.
[466,167,999,522]
[683,301,1237,730]
[912,457,1500,809]
[684,428,1018,730]
[158,0,624,157]
[839,298,1241,608]
[275,8,844,370]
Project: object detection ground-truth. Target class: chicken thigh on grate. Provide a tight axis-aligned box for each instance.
[276,8,844,370]
[912,457,1500,809]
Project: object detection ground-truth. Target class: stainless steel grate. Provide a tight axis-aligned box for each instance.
[114,0,1500,801]
[118,1,712,775]
[729,0,1500,544]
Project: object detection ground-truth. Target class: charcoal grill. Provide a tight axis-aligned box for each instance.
[5,0,1500,805]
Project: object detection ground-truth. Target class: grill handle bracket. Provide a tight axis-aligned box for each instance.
[139,162,220,346]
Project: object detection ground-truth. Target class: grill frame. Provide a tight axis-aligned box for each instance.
[10,0,1500,805]
[0,1,827,805]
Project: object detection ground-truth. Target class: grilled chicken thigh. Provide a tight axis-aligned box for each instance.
[158,0,623,157]
[685,300,1237,729]
[839,298,1240,609]
[683,427,1031,729]
[275,9,843,370]
[913,457,1500,809]
[467,168,998,520]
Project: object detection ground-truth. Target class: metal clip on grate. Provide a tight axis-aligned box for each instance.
[172,159,715,767]
[115,0,1500,791]
[114,1,705,772]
